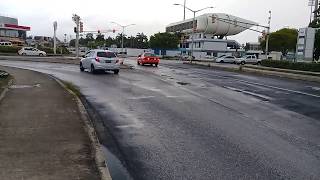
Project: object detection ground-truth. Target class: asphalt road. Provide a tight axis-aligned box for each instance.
[0,58,320,180]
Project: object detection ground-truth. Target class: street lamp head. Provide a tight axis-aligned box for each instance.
[173,3,180,5]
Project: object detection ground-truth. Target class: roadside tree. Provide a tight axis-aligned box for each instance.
[260,28,298,56]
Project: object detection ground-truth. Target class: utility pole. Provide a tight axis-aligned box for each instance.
[265,11,271,59]
[174,4,213,60]
[111,22,135,55]
[53,21,57,55]
[315,0,319,20]
[183,0,186,20]
[72,14,81,58]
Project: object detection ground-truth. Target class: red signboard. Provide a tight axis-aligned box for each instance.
[4,24,31,31]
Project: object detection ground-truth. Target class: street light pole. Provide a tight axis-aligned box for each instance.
[174,4,213,59]
[72,14,81,58]
[111,22,135,55]
[121,26,125,54]
[265,11,271,60]
[183,0,186,20]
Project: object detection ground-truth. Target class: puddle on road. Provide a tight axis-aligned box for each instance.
[101,146,133,180]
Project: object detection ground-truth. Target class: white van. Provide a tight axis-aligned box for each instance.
[0,42,12,46]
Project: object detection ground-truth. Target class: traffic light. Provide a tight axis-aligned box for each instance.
[74,27,77,33]
[113,29,116,33]
[80,22,83,33]
[98,30,101,34]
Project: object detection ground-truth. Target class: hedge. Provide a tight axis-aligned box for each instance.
[0,46,21,53]
[261,60,320,72]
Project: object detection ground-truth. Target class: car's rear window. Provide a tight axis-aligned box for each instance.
[97,52,116,58]
[144,53,156,57]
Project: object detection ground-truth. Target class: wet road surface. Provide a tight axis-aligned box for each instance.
[0,59,320,180]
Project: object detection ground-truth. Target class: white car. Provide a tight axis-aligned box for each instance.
[235,55,262,65]
[80,49,120,74]
[18,47,46,56]
[0,42,12,46]
[215,55,236,63]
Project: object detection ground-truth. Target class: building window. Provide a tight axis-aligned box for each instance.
[198,42,201,48]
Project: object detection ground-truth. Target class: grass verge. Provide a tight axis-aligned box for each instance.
[0,71,12,96]
[62,81,81,97]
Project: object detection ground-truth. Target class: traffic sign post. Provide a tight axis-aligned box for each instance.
[53,21,57,55]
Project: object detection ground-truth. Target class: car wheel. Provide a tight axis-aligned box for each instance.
[155,63,158,67]
[39,53,44,56]
[257,61,261,65]
[22,53,26,56]
[220,60,224,63]
[114,69,119,74]
[90,64,96,74]
[241,61,245,65]
[80,63,84,72]
[137,61,140,65]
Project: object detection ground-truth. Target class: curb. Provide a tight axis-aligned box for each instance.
[53,78,112,180]
[186,61,320,83]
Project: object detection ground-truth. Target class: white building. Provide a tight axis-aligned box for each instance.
[165,13,257,59]
[296,28,316,61]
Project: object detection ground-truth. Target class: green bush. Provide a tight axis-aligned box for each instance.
[0,46,21,53]
[261,60,320,72]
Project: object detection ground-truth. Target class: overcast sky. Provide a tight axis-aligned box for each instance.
[0,0,312,44]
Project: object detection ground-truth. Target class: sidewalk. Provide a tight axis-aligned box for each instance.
[0,66,100,180]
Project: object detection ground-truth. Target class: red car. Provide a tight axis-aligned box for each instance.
[137,53,160,67]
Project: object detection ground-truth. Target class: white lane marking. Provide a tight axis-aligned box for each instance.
[224,86,272,101]
[191,71,320,98]
[127,96,155,100]
[238,80,320,98]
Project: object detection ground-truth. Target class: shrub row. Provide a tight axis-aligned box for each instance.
[0,46,20,53]
[261,60,320,72]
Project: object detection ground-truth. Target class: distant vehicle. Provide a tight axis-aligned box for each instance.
[215,55,236,63]
[0,42,12,46]
[236,55,261,65]
[18,47,46,56]
[80,49,120,74]
[179,55,195,61]
[137,53,160,67]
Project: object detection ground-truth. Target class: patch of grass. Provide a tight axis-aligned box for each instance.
[63,81,81,97]
[0,71,12,95]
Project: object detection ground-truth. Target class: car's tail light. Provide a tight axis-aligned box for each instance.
[95,57,100,62]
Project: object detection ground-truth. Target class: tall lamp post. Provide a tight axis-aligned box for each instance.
[174,4,213,59]
[111,22,135,55]
[265,10,271,60]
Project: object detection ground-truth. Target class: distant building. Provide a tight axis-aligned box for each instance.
[165,13,257,59]
[0,16,30,46]
[296,28,316,61]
